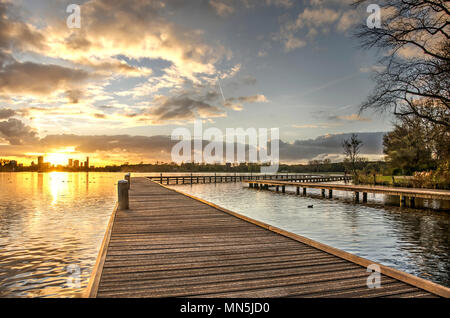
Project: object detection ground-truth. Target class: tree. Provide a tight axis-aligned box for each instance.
[353,0,450,128]
[342,134,363,179]
[383,114,448,174]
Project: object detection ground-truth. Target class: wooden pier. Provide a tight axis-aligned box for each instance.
[85,177,449,298]
[148,174,351,185]
[245,180,450,207]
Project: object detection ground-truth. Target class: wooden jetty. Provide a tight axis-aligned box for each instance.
[148,173,351,185]
[85,177,450,298]
[244,180,450,207]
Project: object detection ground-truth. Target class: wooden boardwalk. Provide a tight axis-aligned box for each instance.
[148,174,351,185]
[245,180,450,207]
[85,177,449,298]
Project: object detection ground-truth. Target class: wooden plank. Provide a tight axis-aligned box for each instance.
[86,177,449,298]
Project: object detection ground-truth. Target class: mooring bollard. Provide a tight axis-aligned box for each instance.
[124,173,131,189]
[118,180,129,210]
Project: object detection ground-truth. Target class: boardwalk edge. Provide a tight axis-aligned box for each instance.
[83,202,118,298]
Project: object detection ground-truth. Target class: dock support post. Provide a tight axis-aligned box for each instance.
[363,192,367,203]
[321,189,326,198]
[410,197,415,208]
[124,173,131,189]
[160,173,162,184]
[296,187,300,195]
[400,195,405,207]
[355,192,360,202]
[329,189,333,198]
[303,188,306,195]
[249,183,253,188]
[276,186,279,192]
[118,180,129,210]
[282,186,285,193]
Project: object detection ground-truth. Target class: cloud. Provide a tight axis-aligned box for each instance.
[0,108,16,119]
[359,65,386,73]
[275,1,365,51]
[336,114,371,122]
[149,94,225,123]
[279,132,385,162]
[0,130,386,164]
[209,0,235,17]
[0,59,90,99]
[264,0,293,8]
[224,94,268,110]
[0,118,38,145]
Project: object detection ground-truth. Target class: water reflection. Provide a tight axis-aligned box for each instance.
[0,172,145,298]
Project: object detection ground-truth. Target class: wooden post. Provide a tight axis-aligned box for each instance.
[329,189,333,199]
[355,192,360,203]
[282,186,285,193]
[276,186,279,192]
[321,189,325,198]
[410,197,415,208]
[363,192,368,203]
[400,195,405,207]
[249,183,253,188]
[118,180,129,210]
[303,188,306,195]
[160,173,162,184]
[190,173,193,184]
[296,187,300,195]
[124,173,131,189]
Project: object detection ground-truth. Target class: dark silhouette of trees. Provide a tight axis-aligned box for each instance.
[383,114,449,174]
[342,133,364,179]
[353,0,449,128]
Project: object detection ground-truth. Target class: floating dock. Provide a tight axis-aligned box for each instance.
[148,174,351,185]
[85,177,449,298]
[244,180,450,207]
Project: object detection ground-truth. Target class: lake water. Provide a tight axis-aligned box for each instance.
[0,172,449,297]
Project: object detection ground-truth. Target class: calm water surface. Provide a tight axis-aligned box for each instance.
[0,172,449,297]
[0,172,149,297]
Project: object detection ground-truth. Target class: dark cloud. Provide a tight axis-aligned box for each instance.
[151,95,224,121]
[0,123,385,163]
[0,118,38,145]
[0,2,47,52]
[279,132,385,161]
[0,60,90,97]
[0,108,16,119]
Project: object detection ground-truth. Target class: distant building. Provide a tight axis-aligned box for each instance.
[37,156,44,171]
[85,157,89,170]
[68,159,73,167]
[74,160,80,168]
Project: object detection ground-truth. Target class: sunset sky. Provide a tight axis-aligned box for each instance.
[0,0,391,166]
